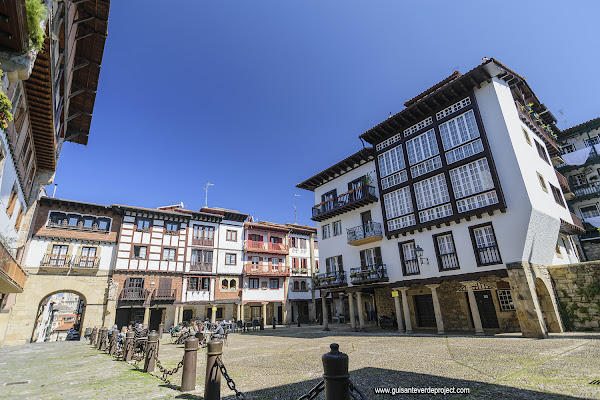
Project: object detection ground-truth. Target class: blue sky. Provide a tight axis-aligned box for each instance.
[50,0,600,226]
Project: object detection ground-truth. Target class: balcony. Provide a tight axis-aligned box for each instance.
[40,254,72,269]
[560,212,586,235]
[572,182,600,200]
[557,147,600,173]
[244,240,289,254]
[347,221,383,246]
[190,262,212,272]
[40,254,100,271]
[291,267,309,276]
[402,259,420,276]
[192,237,214,247]
[312,186,378,222]
[555,170,574,200]
[349,265,388,285]
[120,288,149,301]
[314,271,347,289]
[0,241,26,293]
[152,289,177,301]
[72,256,100,269]
[244,262,289,276]
[515,101,561,159]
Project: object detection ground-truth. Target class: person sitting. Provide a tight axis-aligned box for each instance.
[212,321,225,339]
[189,321,199,336]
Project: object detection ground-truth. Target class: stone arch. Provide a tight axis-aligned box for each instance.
[31,289,87,343]
[535,277,561,333]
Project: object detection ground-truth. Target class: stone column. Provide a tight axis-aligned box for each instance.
[356,292,365,331]
[348,293,356,330]
[179,306,184,323]
[143,307,150,326]
[506,263,549,338]
[240,303,245,322]
[426,284,445,335]
[331,297,337,318]
[173,306,180,326]
[399,288,413,334]
[236,304,241,321]
[211,305,217,324]
[262,303,267,326]
[463,282,484,335]
[393,292,405,333]
[322,292,329,331]
[284,297,292,324]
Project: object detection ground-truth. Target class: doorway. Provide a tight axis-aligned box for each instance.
[473,290,500,329]
[414,294,436,327]
[149,309,163,331]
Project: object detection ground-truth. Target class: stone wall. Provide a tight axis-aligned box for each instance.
[548,261,600,331]
[582,240,600,262]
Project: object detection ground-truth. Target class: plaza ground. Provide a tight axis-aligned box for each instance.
[0,325,599,399]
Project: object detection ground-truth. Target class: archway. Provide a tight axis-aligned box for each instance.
[31,291,86,343]
[535,278,561,333]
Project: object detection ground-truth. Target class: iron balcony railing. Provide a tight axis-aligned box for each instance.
[346,221,382,243]
[349,264,388,284]
[573,182,600,197]
[312,185,378,221]
[515,101,560,157]
[314,271,347,288]
[556,146,600,172]
[190,262,212,272]
[438,253,460,271]
[244,262,289,276]
[72,256,100,269]
[475,245,502,265]
[152,288,177,300]
[291,267,309,276]
[0,240,26,291]
[192,237,214,247]
[403,258,420,276]
[40,254,72,268]
[244,240,289,253]
[120,288,149,301]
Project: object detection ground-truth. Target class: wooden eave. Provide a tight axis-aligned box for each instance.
[557,117,600,140]
[40,196,114,213]
[65,0,110,146]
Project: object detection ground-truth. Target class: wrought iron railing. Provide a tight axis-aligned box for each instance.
[438,253,459,271]
[349,264,388,284]
[312,186,377,219]
[72,256,100,269]
[40,254,72,268]
[475,245,502,265]
[403,259,420,275]
[314,271,347,288]
[573,182,600,197]
[291,267,309,275]
[347,221,382,243]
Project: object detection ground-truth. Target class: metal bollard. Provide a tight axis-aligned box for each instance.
[90,327,98,346]
[322,343,350,400]
[273,316,276,330]
[143,332,159,373]
[297,317,301,327]
[108,330,118,355]
[181,337,199,392]
[203,339,223,399]
[97,328,107,350]
[124,330,135,361]
[158,323,164,338]
[260,319,264,330]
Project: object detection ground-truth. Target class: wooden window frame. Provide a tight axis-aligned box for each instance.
[468,222,503,267]
[162,247,176,261]
[269,278,279,289]
[536,172,548,193]
[132,245,148,260]
[14,204,24,231]
[188,277,199,291]
[226,230,237,242]
[165,221,179,235]
[136,217,152,232]
[534,140,550,164]
[550,184,565,208]
[432,231,460,272]
[332,220,342,236]
[225,253,236,265]
[398,240,420,276]
[6,184,18,216]
[249,277,259,289]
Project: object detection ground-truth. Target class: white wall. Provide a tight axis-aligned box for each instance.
[25,237,115,271]
[214,221,244,275]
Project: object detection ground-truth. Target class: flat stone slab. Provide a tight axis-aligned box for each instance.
[0,326,599,399]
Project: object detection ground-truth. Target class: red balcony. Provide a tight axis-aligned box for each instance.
[244,262,289,276]
[192,237,214,247]
[0,241,26,293]
[244,240,289,254]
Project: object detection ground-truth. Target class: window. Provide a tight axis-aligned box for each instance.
[333,221,342,236]
[381,170,408,190]
[445,139,484,165]
[165,221,179,234]
[410,156,442,179]
[321,190,337,212]
[359,247,382,267]
[433,233,459,271]
[561,144,575,154]
[383,186,413,219]
[300,281,307,290]
[580,205,600,219]
[249,234,263,242]
[14,205,24,231]
[497,290,515,311]
[221,279,229,289]
[225,253,236,265]
[49,212,66,226]
[535,140,550,164]
[269,278,279,289]
[322,224,330,239]
[537,172,548,192]
[97,219,110,231]
[436,98,471,120]
[50,245,69,266]
[188,277,199,291]
[550,184,565,207]
[438,109,480,151]
[585,136,600,147]
[226,230,237,241]
[290,237,297,248]
[299,238,307,249]
[192,249,212,265]
[293,280,299,291]
[571,173,587,187]
[136,218,152,231]
[230,280,237,289]
[378,145,406,178]
[201,277,210,290]
[325,255,343,273]
[133,246,147,259]
[67,215,80,227]
[249,278,259,289]
[193,225,214,241]
[272,258,280,266]
[79,247,97,267]
[522,128,532,145]
[413,173,450,211]
[6,184,18,217]
[83,217,95,229]
[406,129,439,166]
[398,241,419,275]
[449,158,494,199]
[162,248,176,261]
[469,223,502,266]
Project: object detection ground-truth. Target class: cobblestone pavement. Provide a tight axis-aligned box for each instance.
[0,326,599,399]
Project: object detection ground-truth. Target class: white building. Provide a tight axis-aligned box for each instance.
[298,58,583,338]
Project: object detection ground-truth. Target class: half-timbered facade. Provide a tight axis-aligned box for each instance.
[299,58,583,338]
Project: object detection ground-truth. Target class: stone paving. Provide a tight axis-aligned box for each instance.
[0,325,599,399]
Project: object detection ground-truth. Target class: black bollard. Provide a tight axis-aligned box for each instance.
[143,332,159,373]
[260,319,264,331]
[297,317,301,327]
[181,337,199,392]
[90,327,98,346]
[204,339,223,399]
[124,330,135,361]
[322,343,350,400]
[272,316,276,330]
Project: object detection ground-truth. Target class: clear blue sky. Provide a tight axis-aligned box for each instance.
[50,0,600,227]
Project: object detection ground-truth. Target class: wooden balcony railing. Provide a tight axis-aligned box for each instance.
[192,237,214,247]
[190,262,212,272]
[402,259,420,276]
[475,245,502,266]
[555,170,573,196]
[349,265,388,285]
[244,262,289,276]
[516,101,560,157]
[0,240,26,292]
[438,253,460,271]
[120,288,149,301]
[40,254,72,268]
[244,240,289,254]
[312,186,378,222]
[153,288,177,300]
[72,256,100,269]
[314,271,347,288]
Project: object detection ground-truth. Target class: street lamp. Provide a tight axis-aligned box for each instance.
[415,245,428,264]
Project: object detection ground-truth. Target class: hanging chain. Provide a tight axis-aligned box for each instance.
[215,356,248,400]
[348,380,367,400]
[153,351,185,385]
[297,380,325,400]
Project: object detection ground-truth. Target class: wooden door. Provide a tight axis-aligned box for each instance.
[474,290,500,329]
[414,294,436,327]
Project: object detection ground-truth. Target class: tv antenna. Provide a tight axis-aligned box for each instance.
[204,182,214,207]
[294,194,301,224]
